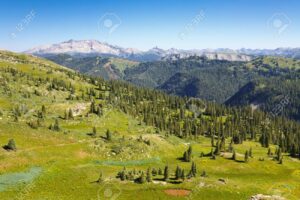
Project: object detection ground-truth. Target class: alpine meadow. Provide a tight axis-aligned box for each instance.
[1,1,300,200]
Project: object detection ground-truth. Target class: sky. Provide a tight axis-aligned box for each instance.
[0,0,300,52]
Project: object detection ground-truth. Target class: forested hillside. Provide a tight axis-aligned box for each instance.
[226,77,300,120]
[42,54,300,121]
[1,51,300,157]
[1,51,300,199]
[45,54,138,79]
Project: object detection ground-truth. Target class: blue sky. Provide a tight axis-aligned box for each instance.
[0,0,300,51]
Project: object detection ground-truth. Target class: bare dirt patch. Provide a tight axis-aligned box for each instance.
[164,189,191,197]
[76,150,89,159]
[250,194,285,200]
[72,103,88,116]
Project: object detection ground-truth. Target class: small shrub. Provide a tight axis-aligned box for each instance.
[106,129,112,141]
[258,157,265,161]
[201,170,207,177]
[3,139,16,151]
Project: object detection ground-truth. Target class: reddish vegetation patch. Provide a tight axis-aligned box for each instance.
[164,189,191,197]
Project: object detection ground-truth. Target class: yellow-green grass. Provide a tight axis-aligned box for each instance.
[1,51,300,200]
[246,56,300,70]
[108,57,139,72]
[1,113,300,200]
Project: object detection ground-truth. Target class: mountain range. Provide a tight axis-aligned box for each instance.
[24,39,252,62]
[23,40,300,121]
[25,39,300,62]
[1,49,300,200]
[40,55,300,122]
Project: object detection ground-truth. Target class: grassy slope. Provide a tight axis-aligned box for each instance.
[108,57,138,72]
[44,54,139,80]
[246,56,300,70]
[0,51,299,200]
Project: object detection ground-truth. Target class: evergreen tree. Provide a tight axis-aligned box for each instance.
[152,168,157,176]
[190,162,197,177]
[164,165,169,181]
[52,119,60,131]
[214,141,220,155]
[175,166,182,180]
[188,145,192,160]
[158,168,163,175]
[90,101,96,113]
[92,127,97,137]
[210,148,214,157]
[267,148,272,156]
[68,109,74,119]
[106,129,112,141]
[64,110,69,120]
[41,105,46,114]
[277,148,282,161]
[14,115,19,122]
[127,171,134,181]
[181,169,185,181]
[220,136,226,152]
[120,170,126,181]
[183,151,188,162]
[37,111,44,119]
[146,168,152,182]
[290,144,296,157]
[96,171,103,183]
[232,149,236,161]
[138,172,146,184]
[279,157,283,164]
[245,150,249,163]
[3,139,16,151]
[228,140,233,152]
[249,147,253,158]
[183,145,192,162]
[211,134,215,147]
[201,170,207,177]
[97,105,103,117]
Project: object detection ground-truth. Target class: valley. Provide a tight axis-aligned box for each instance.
[40,47,300,122]
[0,51,300,199]
[1,1,300,199]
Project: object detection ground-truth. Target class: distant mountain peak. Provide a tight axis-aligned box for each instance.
[24,39,300,62]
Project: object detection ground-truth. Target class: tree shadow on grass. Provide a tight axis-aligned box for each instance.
[153,177,183,184]
[225,157,245,163]
[153,177,165,181]
[168,180,183,184]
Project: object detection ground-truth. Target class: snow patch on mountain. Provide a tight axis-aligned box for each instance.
[25,39,300,62]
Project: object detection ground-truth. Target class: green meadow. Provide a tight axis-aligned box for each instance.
[0,51,300,200]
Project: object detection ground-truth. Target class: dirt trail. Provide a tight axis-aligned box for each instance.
[164,189,191,197]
